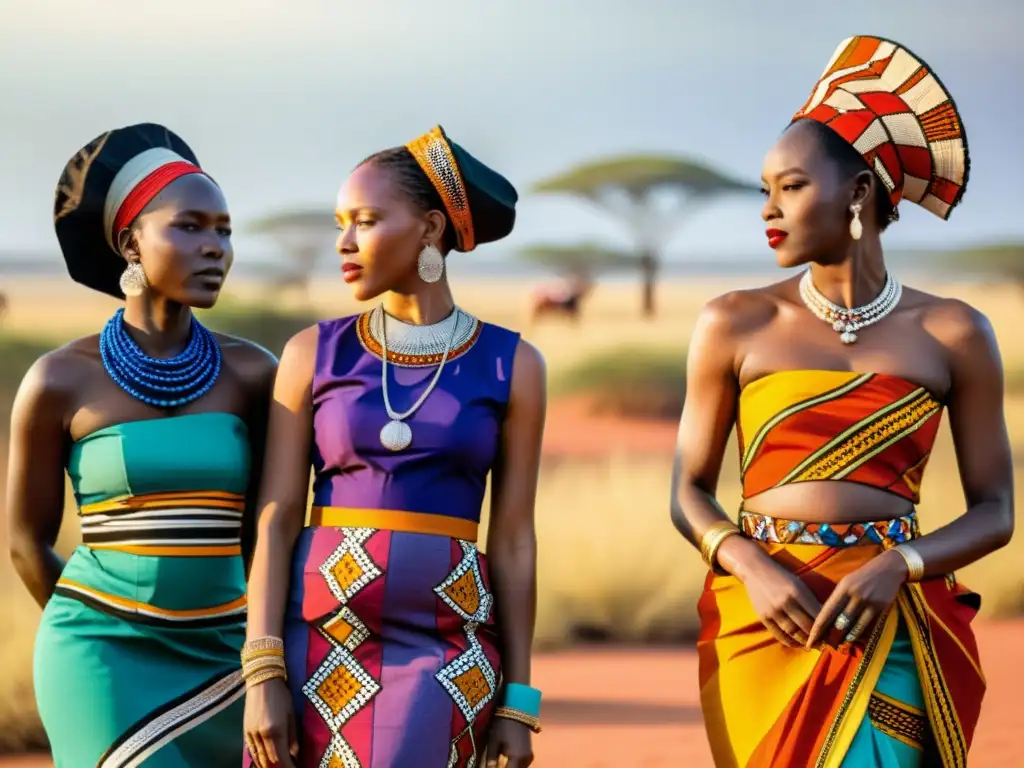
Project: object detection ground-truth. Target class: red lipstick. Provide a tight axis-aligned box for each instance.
[341,262,362,283]
[766,228,788,249]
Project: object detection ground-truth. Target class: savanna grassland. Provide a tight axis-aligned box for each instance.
[1,273,1023,758]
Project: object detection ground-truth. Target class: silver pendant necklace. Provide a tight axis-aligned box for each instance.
[798,269,901,345]
[378,306,462,451]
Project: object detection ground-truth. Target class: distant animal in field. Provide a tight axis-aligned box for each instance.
[528,274,594,326]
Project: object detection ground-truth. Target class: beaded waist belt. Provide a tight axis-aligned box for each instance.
[740,510,918,547]
[79,491,245,557]
[308,506,479,542]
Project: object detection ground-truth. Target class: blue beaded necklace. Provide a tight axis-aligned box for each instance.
[99,308,222,408]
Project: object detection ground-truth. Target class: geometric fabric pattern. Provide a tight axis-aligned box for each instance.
[318,527,382,604]
[792,35,969,220]
[434,540,498,762]
[435,628,498,724]
[740,510,919,547]
[433,540,495,625]
[306,528,384,767]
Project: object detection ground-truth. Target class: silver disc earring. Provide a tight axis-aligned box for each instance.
[417,244,444,283]
[119,260,148,297]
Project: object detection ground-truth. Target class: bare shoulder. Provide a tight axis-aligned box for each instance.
[11,335,101,421]
[511,338,547,390]
[280,323,321,364]
[214,332,279,390]
[906,287,996,354]
[696,282,785,341]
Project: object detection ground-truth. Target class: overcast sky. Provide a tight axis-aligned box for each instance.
[1,0,1019,265]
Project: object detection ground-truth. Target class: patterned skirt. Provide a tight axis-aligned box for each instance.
[246,520,501,767]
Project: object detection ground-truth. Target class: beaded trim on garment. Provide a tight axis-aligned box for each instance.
[355,306,482,368]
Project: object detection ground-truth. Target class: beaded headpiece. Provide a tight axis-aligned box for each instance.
[406,126,476,252]
[404,125,518,252]
[792,35,969,220]
[54,123,211,298]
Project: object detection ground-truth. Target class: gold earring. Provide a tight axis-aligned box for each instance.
[119,260,148,297]
[849,203,863,241]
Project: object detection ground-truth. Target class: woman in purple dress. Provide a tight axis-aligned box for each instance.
[242,125,546,768]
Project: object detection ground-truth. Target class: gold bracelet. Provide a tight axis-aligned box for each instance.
[241,636,285,664]
[700,521,740,574]
[243,636,284,654]
[242,647,285,663]
[242,657,287,679]
[493,706,542,734]
[893,544,926,582]
[244,667,287,689]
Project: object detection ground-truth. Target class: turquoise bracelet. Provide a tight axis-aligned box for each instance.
[501,683,542,718]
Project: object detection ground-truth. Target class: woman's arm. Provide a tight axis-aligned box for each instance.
[235,342,280,575]
[805,303,1014,648]
[671,295,822,647]
[670,294,774,578]
[487,340,546,689]
[245,326,317,640]
[892,301,1014,574]
[7,354,73,609]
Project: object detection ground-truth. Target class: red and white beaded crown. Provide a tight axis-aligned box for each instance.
[793,35,969,220]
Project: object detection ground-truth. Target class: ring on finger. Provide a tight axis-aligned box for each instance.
[845,615,873,643]
[833,612,852,632]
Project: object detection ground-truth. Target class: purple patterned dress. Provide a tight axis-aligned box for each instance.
[254,310,520,767]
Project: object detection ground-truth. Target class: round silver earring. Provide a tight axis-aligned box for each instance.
[849,203,863,241]
[417,244,444,284]
[119,260,148,297]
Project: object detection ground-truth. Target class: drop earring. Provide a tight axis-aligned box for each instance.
[849,203,863,241]
[119,260,148,297]
[417,244,444,283]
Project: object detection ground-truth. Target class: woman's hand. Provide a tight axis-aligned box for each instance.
[244,678,298,768]
[734,545,823,648]
[485,718,534,767]
[805,548,909,649]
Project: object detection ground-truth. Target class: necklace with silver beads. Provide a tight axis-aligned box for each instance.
[377,305,464,451]
[798,269,902,345]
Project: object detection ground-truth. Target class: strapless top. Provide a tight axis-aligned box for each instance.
[67,412,251,556]
[737,370,944,504]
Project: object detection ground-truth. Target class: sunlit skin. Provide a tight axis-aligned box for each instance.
[670,119,1013,650]
[243,160,545,767]
[335,162,453,324]
[760,120,875,272]
[120,172,234,313]
[6,170,277,614]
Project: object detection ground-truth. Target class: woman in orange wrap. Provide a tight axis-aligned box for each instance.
[670,36,1012,767]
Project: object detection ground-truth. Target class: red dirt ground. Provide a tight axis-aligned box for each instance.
[4,619,1020,767]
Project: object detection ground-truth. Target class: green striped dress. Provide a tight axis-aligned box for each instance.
[34,413,250,767]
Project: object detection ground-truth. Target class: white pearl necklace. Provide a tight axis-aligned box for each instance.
[378,306,463,451]
[798,269,902,345]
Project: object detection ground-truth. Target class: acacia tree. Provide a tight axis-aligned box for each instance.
[532,155,760,317]
[249,209,335,297]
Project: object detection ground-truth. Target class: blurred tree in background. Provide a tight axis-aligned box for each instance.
[532,155,760,317]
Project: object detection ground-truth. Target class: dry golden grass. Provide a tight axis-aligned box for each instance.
[1,273,1024,748]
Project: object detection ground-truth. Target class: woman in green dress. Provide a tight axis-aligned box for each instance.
[6,123,276,766]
